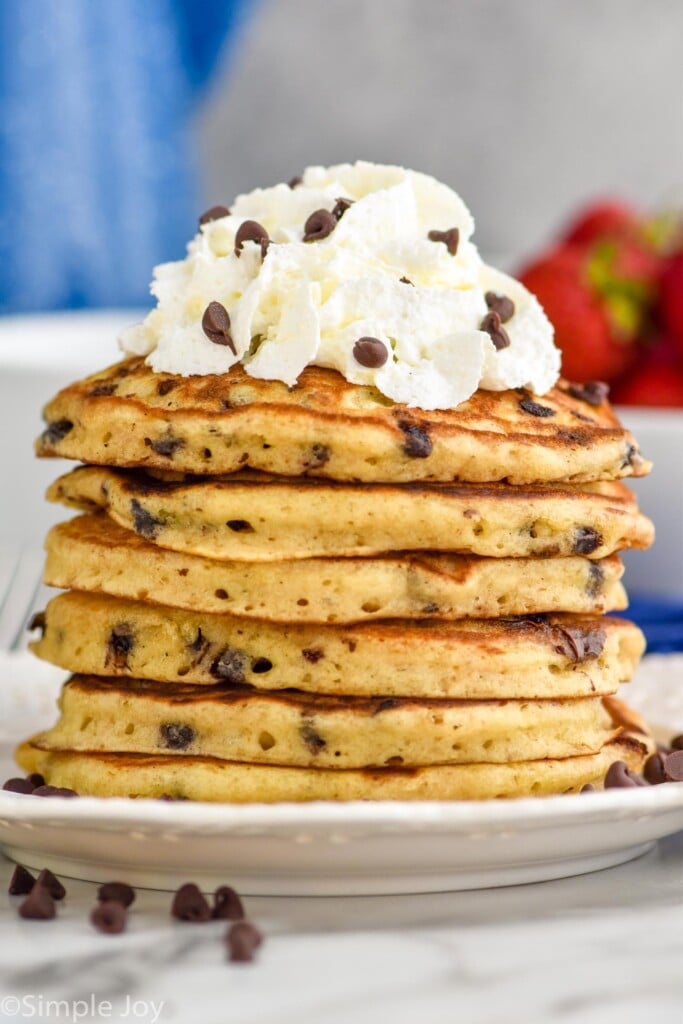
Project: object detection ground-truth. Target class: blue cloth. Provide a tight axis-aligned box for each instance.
[0,0,252,313]
[617,596,683,654]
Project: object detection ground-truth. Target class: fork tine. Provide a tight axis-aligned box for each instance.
[0,548,45,651]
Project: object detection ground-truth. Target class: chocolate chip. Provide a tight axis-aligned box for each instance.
[332,197,354,220]
[519,397,555,418]
[485,291,515,323]
[199,204,230,227]
[552,624,605,663]
[171,883,211,922]
[586,562,605,598]
[399,276,414,286]
[3,777,35,794]
[481,311,511,351]
[19,883,56,920]
[234,220,269,259]
[32,785,78,798]
[663,750,683,782]
[159,723,195,751]
[130,499,164,540]
[643,752,668,785]
[98,882,136,907]
[670,735,683,750]
[304,443,330,470]
[91,900,127,934]
[580,783,596,793]
[157,379,177,396]
[106,625,135,670]
[303,209,337,242]
[428,227,459,255]
[211,649,247,685]
[301,721,326,755]
[43,419,73,445]
[302,648,324,663]
[28,773,45,787]
[251,657,273,674]
[226,519,254,532]
[36,868,65,901]
[374,698,400,714]
[573,527,603,556]
[28,612,46,636]
[397,419,433,459]
[202,301,236,354]
[568,381,610,407]
[556,428,590,446]
[604,761,648,789]
[89,382,118,397]
[353,336,389,369]
[213,885,244,921]
[150,435,184,458]
[288,175,302,189]
[8,864,36,895]
[226,920,263,962]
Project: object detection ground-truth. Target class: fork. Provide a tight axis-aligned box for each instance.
[0,546,53,652]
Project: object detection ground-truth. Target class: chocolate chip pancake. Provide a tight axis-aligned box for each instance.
[44,515,628,623]
[31,591,644,699]
[47,466,654,562]
[36,359,649,485]
[15,722,653,800]
[27,675,622,769]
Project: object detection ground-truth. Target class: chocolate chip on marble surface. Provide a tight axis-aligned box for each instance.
[199,204,230,227]
[573,527,603,556]
[303,209,337,242]
[18,883,56,920]
[397,418,433,458]
[518,396,555,418]
[480,311,511,351]
[201,301,237,354]
[332,196,354,220]
[36,868,66,901]
[213,885,245,921]
[604,761,648,789]
[428,227,459,255]
[42,419,73,445]
[159,723,195,751]
[2,777,35,794]
[484,291,515,323]
[226,920,263,962]
[91,900,127,934]
[32,785,78,798]
[353,336,389,368]
[130,499,165,540]
[171,883,211,923]
[643,752,668,785]
[8,864,36,895]
[663,750,683,782]
[97,882,136,908]
[234,219,269,259]
[567,381,610,407]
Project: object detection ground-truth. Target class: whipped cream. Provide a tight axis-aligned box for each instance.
[119,161,560,409]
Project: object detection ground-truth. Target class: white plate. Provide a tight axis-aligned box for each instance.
[1,653,683,895]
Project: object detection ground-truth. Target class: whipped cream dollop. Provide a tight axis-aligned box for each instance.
[119,161,560,409]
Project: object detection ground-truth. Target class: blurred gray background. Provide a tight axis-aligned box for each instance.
[197,0,683,266]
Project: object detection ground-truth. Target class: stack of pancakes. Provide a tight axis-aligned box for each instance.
[18,360,655,800]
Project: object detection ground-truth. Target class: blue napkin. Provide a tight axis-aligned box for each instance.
[617,597,683,653]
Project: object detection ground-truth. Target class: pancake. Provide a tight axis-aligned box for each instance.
[15,728,653,801]
[29,675,622,768]
[43,515,628,623]
[47,466,654,562]
[30,592,645,699]
[35,359,650,485]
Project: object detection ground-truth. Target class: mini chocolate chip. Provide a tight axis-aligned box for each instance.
[131,499,164,540]
[643,752,668,785]
[171,883,211,922]
[519,397,555,418]
[159,723,195,751]
[89,382,118,397]
[604,761,648,789]
[288,175,302,189]
[332,197,354,220]
[37,868,65,901]
[226,519,254,532]
[670,734,683,750]
[98,882,136,907]
[580,783,596,793]
[303,209,337,242]
[663,750,683,782]
[211,649,247,685]
[227,920,263,962]
[213,885,244,921]
[568,381,610,407]
[481,311,511,351]
[28,773,45,787]
[28,612,46,636]
[106,625,135,670]
[202,301,236,354]
[353,336,389,368]
[91,901,127,934]
[43,419,73,445]
[304,443,330,470]
[150,435,184,459]
[3,777,35,794]
[397,419,433,458]
[301,722,326,755]
[428,227,459,255]
[8,864,36,895]
[19,883,55,920]
[485,291,515,323]
[32,785,78,798]
[199,204,230,227]
[586,562,605,599]
[157,379,177,396]
[302,648,324,663]
[399,276,414,285]
[234,219,269,259]
[573,527,603,555]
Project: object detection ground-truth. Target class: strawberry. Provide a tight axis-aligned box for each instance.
[659,251,683,350]
[611,340,683,406]
[563,200,641,246]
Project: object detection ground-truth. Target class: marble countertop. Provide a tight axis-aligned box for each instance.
[2,836,683,1024]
